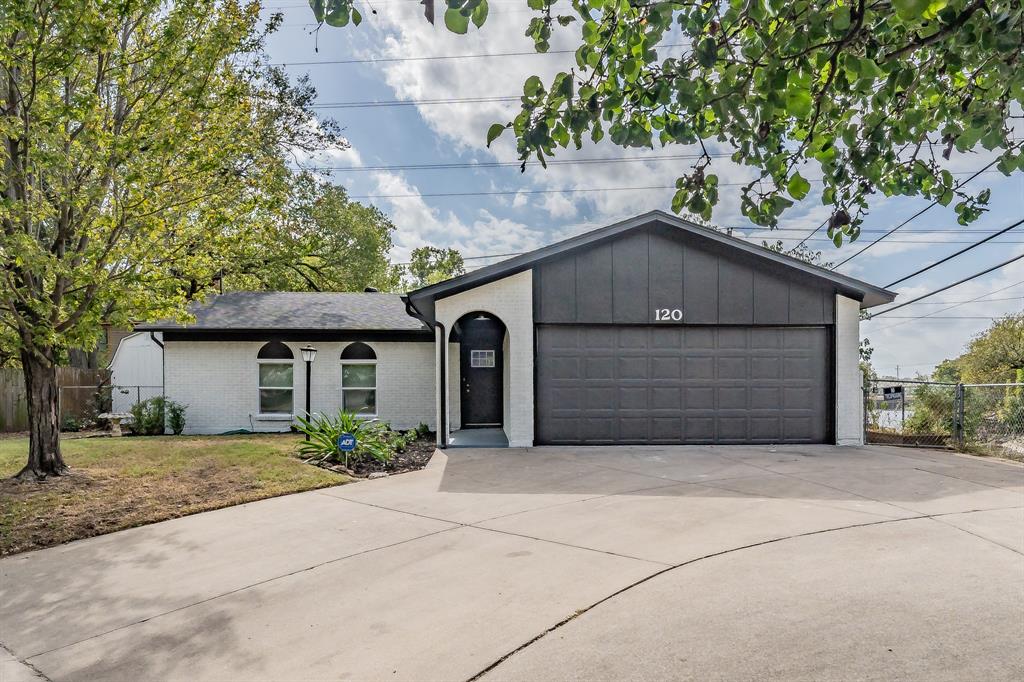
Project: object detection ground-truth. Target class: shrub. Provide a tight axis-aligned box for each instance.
[128,396,187,435]
[61,415,82,432]
[130,397,166,435]
[904,384,956,436]
[167,401,188,435]
[295,410,393,467]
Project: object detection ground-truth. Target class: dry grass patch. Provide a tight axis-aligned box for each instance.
[0,434,348,556]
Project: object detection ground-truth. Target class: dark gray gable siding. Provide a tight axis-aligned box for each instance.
[535,224,835,326]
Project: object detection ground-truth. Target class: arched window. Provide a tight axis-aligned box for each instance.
[257,342,293,415]
[340,342,377,416]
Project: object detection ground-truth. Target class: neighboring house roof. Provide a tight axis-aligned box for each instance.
[138,292,430,333]
[406,210,897,310]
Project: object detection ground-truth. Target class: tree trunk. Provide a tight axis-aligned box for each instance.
[16,348,68,480]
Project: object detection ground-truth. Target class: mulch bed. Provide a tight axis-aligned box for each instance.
[312,435,437,478]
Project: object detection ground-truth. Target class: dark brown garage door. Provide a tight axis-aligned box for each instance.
[536,325,831,445]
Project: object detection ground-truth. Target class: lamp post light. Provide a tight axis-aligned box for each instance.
[300,345,317,440]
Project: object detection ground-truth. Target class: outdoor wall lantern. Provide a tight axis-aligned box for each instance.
[301,345,317,440]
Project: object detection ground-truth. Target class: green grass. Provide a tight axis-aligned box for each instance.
[0,434,349,556]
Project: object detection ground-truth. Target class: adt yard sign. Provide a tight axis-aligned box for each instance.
[337,433,356,452]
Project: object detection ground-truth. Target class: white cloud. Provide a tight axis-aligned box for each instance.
[370,171,546,261]
[862,248,1024,377]
[541,192,576,219]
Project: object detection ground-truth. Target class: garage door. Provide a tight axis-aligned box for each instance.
[536,326,831,445]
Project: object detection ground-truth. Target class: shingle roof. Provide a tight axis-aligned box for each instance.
[139,292,429,332]
[406,210,897,310]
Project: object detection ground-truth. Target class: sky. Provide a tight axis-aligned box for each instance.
[261,1,1024,380]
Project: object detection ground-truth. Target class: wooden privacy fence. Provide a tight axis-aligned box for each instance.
[0,367,110,432]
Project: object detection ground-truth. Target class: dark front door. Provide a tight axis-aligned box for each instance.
[459,316,504,428]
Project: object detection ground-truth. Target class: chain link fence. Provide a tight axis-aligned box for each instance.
[960,383,1024,461]
[864,379,956,448]
[58,384,163,431]
[865,379,1024,461]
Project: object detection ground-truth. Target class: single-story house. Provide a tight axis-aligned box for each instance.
[139,210,896,447]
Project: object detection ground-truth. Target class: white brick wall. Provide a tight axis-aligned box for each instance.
[436,270,534,447]
[164,340,435,435]
[835,294,864,446]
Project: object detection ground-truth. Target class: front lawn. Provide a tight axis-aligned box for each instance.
[0,434,349,556]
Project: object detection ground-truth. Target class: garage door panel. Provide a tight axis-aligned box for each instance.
[584,356,615,379]
[750,417,782,440]
[652,387,682,409]
[751,386,781,409]
[650,356,682,378]
[584,387,615,409]
[537,325,830,445]
[751,356,781,379]
[717,357,748,380]
[718,387,747,409]
[619,357,648,379]
[685,357,715,379]
[619,387,648,410]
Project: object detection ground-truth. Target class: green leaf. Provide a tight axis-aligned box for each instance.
[471,0,488,28]
[893,0,930,21]
[309,0,326,22]
[444,8,470,34]
[833,5,851,31]
[787,173,811,200]
[623,59,641,82]
[524,75,544,97]
[695,38,717,68]
[785,86,812,118]
[351,7,361,25]
[324,0,349,26]
[486,123,506,147]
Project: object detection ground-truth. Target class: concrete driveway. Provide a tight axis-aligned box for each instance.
[1,445,1022,682]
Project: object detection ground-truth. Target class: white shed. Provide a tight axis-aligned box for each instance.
[108,332,164,413]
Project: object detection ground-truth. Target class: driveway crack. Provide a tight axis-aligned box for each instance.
[465,507,1024,681]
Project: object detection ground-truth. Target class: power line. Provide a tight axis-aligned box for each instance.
[312,96,521,109]
[793,218,829,250]
[272,43,690,67]
[903,295,1024,304]
[869,255,1024,318]
[832,149,1019,270]
[325,152,731,172]
[884,217,1024,288]
[868,280,1024,332]
[347,170,1003,200]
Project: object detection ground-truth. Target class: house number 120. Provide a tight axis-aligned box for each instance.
[654,308,683,321]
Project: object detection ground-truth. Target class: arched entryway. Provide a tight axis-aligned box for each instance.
[449,311,508,445]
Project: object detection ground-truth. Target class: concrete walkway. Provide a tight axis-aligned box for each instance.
[1,445,1021,681]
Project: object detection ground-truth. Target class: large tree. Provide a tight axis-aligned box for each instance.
[224,173,401,293]
[1,0,333,479]
[313,0,1022,242]
[935,314,1024,383]
[404,246,466,288]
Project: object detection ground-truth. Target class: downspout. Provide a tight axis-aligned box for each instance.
[149,332,165,403]
[402,296,447,448]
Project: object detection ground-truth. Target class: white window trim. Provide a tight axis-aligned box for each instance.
[341,359,378,418]
[257,358,295,417]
